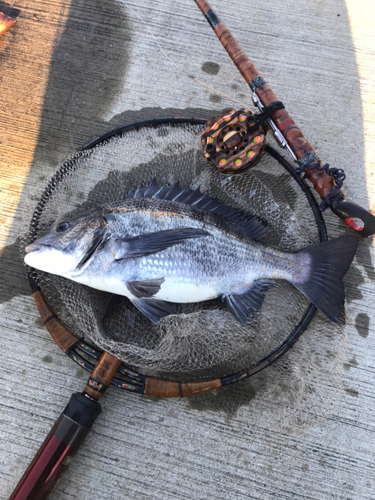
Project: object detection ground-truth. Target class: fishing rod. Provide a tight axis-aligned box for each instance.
[195,0,375,237]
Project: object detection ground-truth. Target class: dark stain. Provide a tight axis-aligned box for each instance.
[338,231,374,304]
[356,237,375,282]
[187,378,256,417]
[345,388,359,397]
[42,355,53,364]
[35,317,44,329]
[201,61,220,75]
[301,464,309,472]
[0,1,20,18]
[107,107,217,131]
[209,93,222,103]
[231,83,239,90]
[355,312,370,338]
[0,239,30,304]
[344,264,364,303]
[343,356,358,371]
[76,368,87,380]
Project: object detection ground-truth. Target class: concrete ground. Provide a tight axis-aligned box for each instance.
[0,0,374,498]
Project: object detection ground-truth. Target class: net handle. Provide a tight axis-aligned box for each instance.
[9,393,101,500]
[10,279,122,500]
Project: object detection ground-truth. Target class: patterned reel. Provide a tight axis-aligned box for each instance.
[201,108,266,173]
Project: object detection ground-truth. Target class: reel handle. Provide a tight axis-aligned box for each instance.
[9,393,101,500]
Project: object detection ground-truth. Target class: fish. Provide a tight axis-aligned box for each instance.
[24,179,359,326]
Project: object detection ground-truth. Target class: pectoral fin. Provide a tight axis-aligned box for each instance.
[114,228,210,260]
[126,277,165,298]
[224,279,274,325]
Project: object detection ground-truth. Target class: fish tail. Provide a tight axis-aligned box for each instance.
[292,234,359,324]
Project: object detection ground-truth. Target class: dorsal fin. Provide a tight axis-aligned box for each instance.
[125,179,269,241]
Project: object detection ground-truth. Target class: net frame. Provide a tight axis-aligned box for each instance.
[27,116,327,397]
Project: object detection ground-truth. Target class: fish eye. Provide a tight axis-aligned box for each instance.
[56,222,69,232]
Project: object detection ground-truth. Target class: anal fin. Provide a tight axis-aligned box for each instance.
[224,279,274,325]
[131,297,176,323]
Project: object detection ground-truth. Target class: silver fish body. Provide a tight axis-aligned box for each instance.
[25,182,359,325]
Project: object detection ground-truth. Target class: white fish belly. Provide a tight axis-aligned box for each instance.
[73,275,131,297]
[154,278,218,303]
[73,274,218,304]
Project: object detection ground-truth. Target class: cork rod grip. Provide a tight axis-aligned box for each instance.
[194,0,338,200]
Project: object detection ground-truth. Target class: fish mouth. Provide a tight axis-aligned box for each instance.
[25,243,44,254]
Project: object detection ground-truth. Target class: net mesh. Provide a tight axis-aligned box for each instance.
[24,121,320,378]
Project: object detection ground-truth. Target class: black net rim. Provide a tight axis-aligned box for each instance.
[27,116,327,394]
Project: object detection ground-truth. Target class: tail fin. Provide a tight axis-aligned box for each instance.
[293,235,359,324]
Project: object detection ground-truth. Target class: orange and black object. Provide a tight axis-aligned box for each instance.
[0,3,19,38]
[195,0,375,237]
[201,108,266,173]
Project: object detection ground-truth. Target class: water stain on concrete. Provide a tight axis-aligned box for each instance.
[0,239,30,304]
[187,378,256,417]
[0,1,20,18]
[345,388,359,397]
[42,355,53,364]
[209,93,222,103]
[344,264,364,303]
[1,0,135,299]
[201,61,220,75]
[343,356,358,371]
[355,312,370,338]
[357,237,375,282]
[35,317,44,329]
[107,107,217,131]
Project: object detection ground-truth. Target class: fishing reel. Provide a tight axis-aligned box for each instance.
[201,108,266,174]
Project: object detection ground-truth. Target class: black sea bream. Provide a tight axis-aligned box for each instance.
[24,180,359,325]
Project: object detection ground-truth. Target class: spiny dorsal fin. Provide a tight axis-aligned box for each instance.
[125,179,269,241]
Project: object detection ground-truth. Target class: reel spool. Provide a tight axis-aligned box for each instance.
[201,108,266,173]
